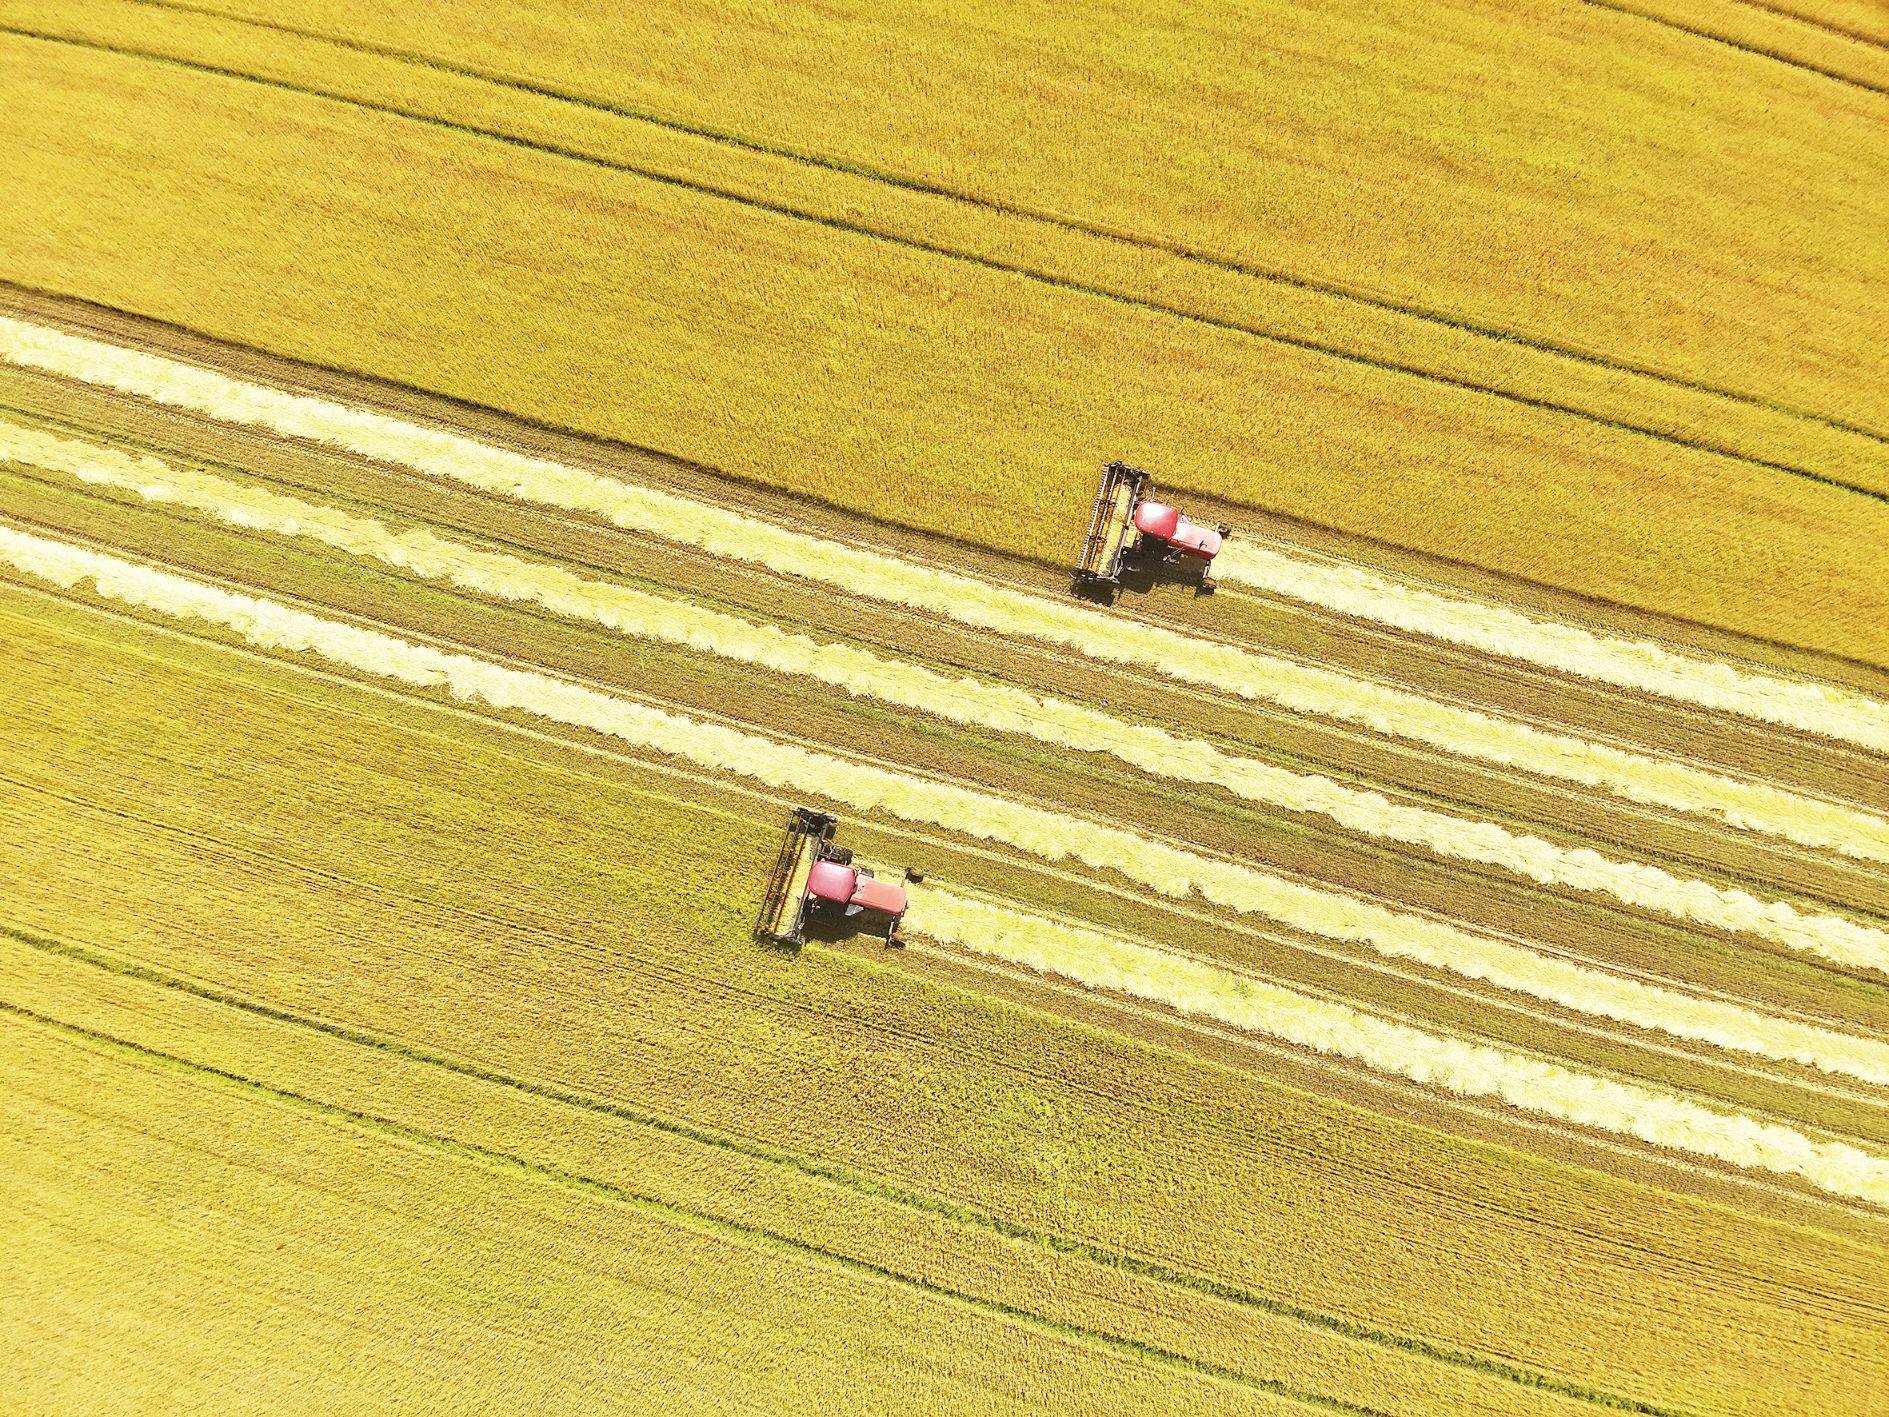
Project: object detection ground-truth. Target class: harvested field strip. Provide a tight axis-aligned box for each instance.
[1215,538,1889,754]
[116,0,1889,445]
[11,525,1889,1101]
[11,391,1883,932]
[37,496,1889,1084]
[906,887,1889,1206]
[26,514,1889,1083]
[6,320,1885,865]
[0,923,1676,1416]
[14,604,1889,1160]
[0,1006,1362,1416]
[22,385,1879,927]
[898,868,1889,1144]
[16,418,1889,977]
[14,590,1889,1414]
[18,0,1872,499]
[25,580,1889,1160]
[922,931,1889,1185]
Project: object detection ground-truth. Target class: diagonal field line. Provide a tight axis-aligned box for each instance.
[1726,0,1889,50]
[0,1002,1384,1416]
[10,414,1889,975]
[120,0,1889,450]
[4,18,1885,506]
[1580,0,1889,95]
[3,316,1885,866]
[6,522,1889,1204]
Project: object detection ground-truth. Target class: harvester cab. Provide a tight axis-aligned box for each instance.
[754,807,913,949]
[1073,461,1230,600]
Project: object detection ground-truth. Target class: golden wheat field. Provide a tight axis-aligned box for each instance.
[2,2,1887,1412]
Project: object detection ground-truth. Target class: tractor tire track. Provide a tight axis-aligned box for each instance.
[1580,0,1889,94]
[3,19,1884,508]
[0,1003,1387,1417]
[1728,0,1889,48]
[118,0,1889,451]
[10,801,1885,1336]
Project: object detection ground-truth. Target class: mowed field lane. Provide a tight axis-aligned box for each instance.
[10,413,1889,983]
[4,2,1888,1411]
[7,585,1889,1414]
[1,9,1886,662]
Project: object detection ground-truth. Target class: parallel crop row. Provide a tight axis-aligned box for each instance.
[5,316,1885,865]
[908,885,1889,1206]
[12,414,1889,976]
[1215,538,1889,754]
[7,522,1889,1194]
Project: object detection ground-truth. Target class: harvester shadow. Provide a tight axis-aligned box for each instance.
[802,910,905,951]
[1121,554,1217,598]
[1071,551,1217,605]
[753,909,904,956]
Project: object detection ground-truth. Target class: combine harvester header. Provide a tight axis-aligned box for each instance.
[755,807,914,948]
[1073,461,1230,600]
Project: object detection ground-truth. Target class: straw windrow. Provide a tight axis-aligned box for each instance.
[4,316,1885,864]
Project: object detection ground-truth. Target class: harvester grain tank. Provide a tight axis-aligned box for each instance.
[755,807,913,947]
[1074,461,1230,599]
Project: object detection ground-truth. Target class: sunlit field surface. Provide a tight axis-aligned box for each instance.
[2,2,1886,1412]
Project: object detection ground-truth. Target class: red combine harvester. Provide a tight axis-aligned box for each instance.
[1074,461,1230,600]
[755,807,913,948]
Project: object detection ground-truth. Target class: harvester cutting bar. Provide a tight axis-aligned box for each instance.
[1073,459,1230,597]
[1074,460,1149,594]
[754,807,910,948]
[754,806,835,946]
